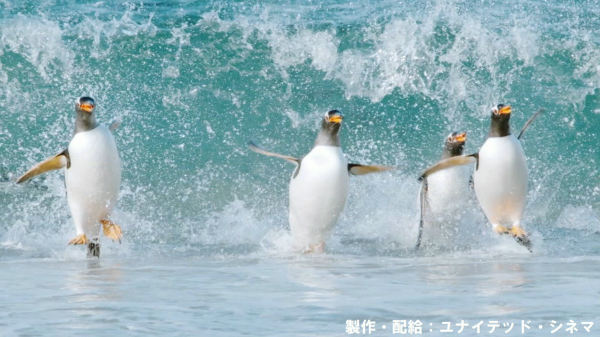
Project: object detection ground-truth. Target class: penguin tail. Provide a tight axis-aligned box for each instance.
[506,226,532,252]
[514,235,533,253]
[495,225,533,253]
[87,241,100,258]
[101,219,122,243]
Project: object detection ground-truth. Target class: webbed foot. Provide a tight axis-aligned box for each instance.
[68,234,88,245]
[101,219,122,243]
[302,242,325,254]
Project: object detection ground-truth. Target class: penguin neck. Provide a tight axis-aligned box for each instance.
[314,128,341,147]
[441,145,464,159]
[488,115,511,137]
[75,110,98,134]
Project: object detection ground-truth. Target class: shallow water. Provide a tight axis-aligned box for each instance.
[1,0,599,336]
[2,252,599,336]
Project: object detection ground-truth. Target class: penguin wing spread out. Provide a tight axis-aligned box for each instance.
[347,163,394,175]
[17,150,70,184]
[247,140,299,165]
[418,154,478,182]
[517,108,544,140]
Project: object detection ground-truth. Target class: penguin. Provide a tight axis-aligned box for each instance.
[419,105,543,252]
[249,110,392,253]
[17,97,122,258]
[416,131,470,249]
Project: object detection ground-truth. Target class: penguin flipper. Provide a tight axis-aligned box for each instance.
[247,140,299,165]
[415,178,428,250]
[348,163,394,175]
[109,120,121,132]
[16,150,70,184]
[517,108,544,140]
[418,153,478,181]
[101,219,123,243]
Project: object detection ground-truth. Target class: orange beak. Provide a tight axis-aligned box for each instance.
[455,132,467,143]
[499,105,512,115]
[79,103,94,113]
[328,114,343,124]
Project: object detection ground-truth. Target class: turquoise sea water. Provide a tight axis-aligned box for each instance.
[1,1,599,336]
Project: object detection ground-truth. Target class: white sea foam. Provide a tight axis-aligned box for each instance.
[73,9,156,59]
[0,15,74,81]
[556,205,600,232]
[1,0,598,261]
[199,0,600,120]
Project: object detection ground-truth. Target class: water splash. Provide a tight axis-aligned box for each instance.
[0,0,598,260]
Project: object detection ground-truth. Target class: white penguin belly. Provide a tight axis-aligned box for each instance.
[422,165,471,245]
[474,135,527,226]
[426,165,471,216]
[65,125,121,238]
[288,145,349,248]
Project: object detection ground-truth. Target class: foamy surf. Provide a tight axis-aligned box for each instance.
[1,0,599,335]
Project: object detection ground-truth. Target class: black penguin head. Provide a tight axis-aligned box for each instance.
[491,104,511,122]
[321,109,343,134]
[76,96,96,114]
[74,96,98,133]
[444,131,467,157]
[315,110,343,146]
[489,104,512,137]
